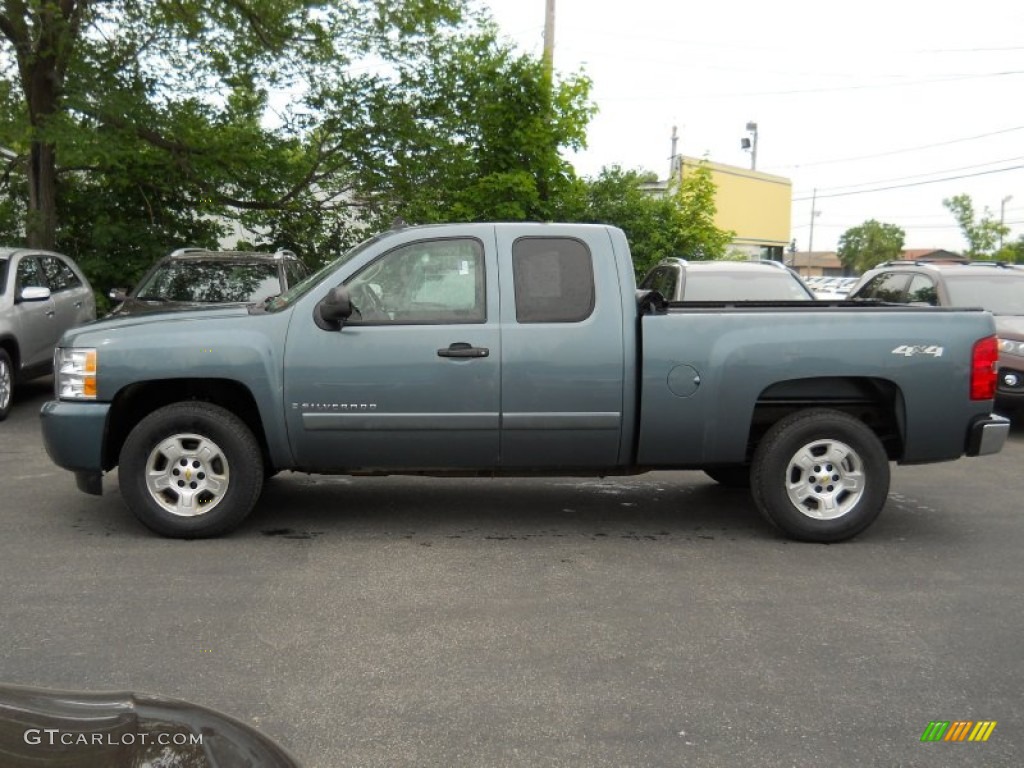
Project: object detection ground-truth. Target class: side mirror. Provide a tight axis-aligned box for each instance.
[108,288,128,302]
[314,285,353,331]
[18,286,51,303]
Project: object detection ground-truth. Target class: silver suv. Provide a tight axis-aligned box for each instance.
[639,257,816,302]
[0,248,96,420]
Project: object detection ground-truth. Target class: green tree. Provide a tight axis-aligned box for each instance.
[345,25,594,228]
[998,235,1024,264]
[837,220,905,273]
[0,1,476,253]
[565,163,733,279]
[942,194,1009,259]
[0,2,597,288]
[670,159,734,262]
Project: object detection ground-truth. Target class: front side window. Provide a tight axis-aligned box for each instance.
[16,256,46,294]
[344,238,485,325]
[512,238,595,323]
[855,272,909,303]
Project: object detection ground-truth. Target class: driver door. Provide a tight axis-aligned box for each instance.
[283,235,501,471]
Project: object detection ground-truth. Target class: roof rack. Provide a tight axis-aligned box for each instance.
[168,247,209,258]
[878,257,971,267]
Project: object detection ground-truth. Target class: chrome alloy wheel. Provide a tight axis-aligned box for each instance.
[784,438,865,520]
[144,433,230,516]
[0,356,10,412]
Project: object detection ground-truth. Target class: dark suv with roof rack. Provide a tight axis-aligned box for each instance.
[848,258,1024,411]
[107,248,309,317]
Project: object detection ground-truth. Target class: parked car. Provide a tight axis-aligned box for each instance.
[0,247,96,421]
[41,223,1008,543]
[107,248,309,317]
[639,257,816,301]
[848,259,1024,411]
[812,276,858,300]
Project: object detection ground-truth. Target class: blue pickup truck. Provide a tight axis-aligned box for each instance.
[41,223,1009,542]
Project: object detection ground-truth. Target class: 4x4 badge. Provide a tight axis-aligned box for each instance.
[891,344,944,357]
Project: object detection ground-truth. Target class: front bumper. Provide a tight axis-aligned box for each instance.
[965,414,1011,457]
[40,400,110,494]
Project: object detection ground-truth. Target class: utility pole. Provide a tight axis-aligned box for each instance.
[670,125,680,179]
[808,188,821,254]
[544,0,556,70]
[1001,195,1013,250]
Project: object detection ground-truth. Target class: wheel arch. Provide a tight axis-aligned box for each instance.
[746,376,905,462]
[0,335,20,372]
[104,379,271,471]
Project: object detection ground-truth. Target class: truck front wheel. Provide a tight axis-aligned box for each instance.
[750,409,890,543]
[118,402,264,538]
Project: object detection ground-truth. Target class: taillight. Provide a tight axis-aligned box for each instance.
[971,336,998,400]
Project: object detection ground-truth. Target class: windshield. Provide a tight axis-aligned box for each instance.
[0,257,7,296]
[265,232,388,312]
[137,261,282,304]
[682,270,813,301]
[944,274,1024,315]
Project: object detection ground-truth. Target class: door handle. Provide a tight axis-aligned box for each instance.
[437,342,489,358]
[46,310,55,317]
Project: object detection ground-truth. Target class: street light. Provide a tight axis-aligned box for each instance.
[740,121,758,170]
[1000,195,1013,250]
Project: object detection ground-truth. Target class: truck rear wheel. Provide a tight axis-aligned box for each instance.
[118,402,263,538]
[751,409,889,542]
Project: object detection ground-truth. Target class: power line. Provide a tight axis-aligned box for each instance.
[794,155,1024,195]
[792,164,1024,201]
[771,125,1024,170]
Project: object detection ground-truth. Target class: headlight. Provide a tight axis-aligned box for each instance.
[56,347,97,399]
[997,338,1024,356]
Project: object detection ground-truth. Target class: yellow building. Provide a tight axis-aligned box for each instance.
[679,155,792,261]
[641,154,793,261]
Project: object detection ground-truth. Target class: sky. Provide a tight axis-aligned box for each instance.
[480,0,1024,254]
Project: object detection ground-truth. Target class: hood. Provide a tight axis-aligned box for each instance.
[995,314,1024,339]
[106,298,244,318]
[61,304,252,346]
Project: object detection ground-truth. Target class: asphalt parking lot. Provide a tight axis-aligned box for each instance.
[1,378,1022,767]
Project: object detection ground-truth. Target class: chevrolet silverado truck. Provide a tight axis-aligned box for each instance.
[40,223,1010,542]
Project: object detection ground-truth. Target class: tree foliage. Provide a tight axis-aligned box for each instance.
[566,162,733,279]
[0,1,595,292]
[670,159,734,262]
[837,219,905,273]
[942,194,1010,260]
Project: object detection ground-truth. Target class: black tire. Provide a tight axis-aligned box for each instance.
[118,402,264,538]
[751,409,890,543]
[0,348,12,421]
[704,465,751,488]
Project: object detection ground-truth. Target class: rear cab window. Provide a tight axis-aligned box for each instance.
[512,238,595,323]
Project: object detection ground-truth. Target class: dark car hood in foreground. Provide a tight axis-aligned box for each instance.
[0,683,301,767]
